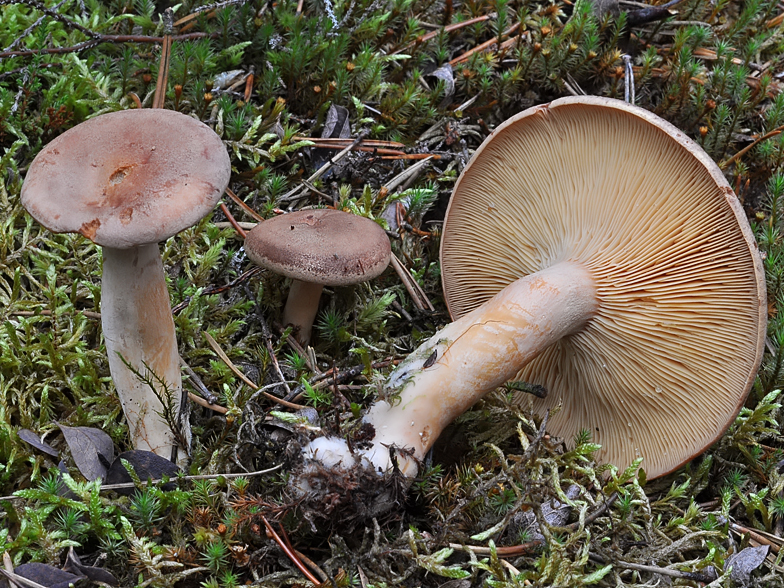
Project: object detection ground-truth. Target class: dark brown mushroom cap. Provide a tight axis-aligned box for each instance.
[21,109,231,249]
[440,96,766,479]
[244,209,391,286]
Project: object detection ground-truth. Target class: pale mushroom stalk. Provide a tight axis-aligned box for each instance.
[102,244,188,463]
[21,108,231,467]
[282,280,324,344]
[360,262,598,475]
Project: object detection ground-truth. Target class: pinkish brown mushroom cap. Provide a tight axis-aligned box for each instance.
[21,109,231,249]
[244,209,391,285]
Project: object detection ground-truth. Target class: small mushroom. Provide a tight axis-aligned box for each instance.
[21,109,231,464]
[244,209,391,344]
[303,97,766,480]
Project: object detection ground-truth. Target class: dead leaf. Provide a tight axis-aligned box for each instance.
[57,423,114,481]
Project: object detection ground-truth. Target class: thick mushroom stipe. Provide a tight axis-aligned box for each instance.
[102,245,186,457]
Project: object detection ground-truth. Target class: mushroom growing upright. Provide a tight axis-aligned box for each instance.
[21,109,231,464]
[303,96,766,480]
[244,209,391,344]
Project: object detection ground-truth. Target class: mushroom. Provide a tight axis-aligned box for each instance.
[303,96,766,480]
[244,209,391,344]
[21,109,231,464]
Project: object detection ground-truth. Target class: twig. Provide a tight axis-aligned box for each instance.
[226,187,265,222]
[0,33,214,59]
[213,221,257,231]
[279,130,370,202]
[626,0,687,27]
[730,522,783,554]
[293,136,405,149]
[449,21,520,66]
[392,14,493,55]
[169,266,262,313]
[188,391,227,413]
[448,540,543,558]
[564,492,618,531]
[600,557,716,582]
[260,516,323,586]
[220,202,247,238]
[180,355,220,405]
[203,331,304,410]
[0,568,46,588]
[2,0,68,53]
[277,524,329,584]
[278,326,320,374]
[152,9,174,109]
[7,0,99,40]
[378,153,441,160]
[172,0,252,27]
[381,156,434,194]
[720,124,784,169]
[0,464,283,500]
[257,313,293,399]
[1,552,22,588]
[8,308,101,319]
[390,253,435,311]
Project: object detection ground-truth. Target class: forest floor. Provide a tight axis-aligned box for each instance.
[2,0,784,586]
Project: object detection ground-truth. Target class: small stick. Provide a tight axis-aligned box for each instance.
[8,309,101,319]
[0,464,283,500]
[381,156,434,194]
[172,0,251,26]
[730,522,782,554]
[0,32,215,59]
[277,525,329,583]
[2,552,22,588]
[213,221,258,231]
[152,10,174,110]
[448,540,543,558]
[392,14,493,54]
[220,202,247,238]
[258,313,292,399]
[378,153,441,160]
[260,516,323,586]
[188,391,227,413]
[226,187,265,222]
[449,21,520,66]
[279,327,320,373]
[279,130,370,202]
[203,331,305,410]
[564,492,618,532]
[606,559,715,582]
[720,124,784,169]
[390,253,435,311]
[170,266,262,313]
[293,136,405,149]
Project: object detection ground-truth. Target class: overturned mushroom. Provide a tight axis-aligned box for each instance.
[303,96,766,480]
[244,209,391,344]
[21,109,231,464]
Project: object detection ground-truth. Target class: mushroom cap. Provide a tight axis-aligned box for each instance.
[21,109,231,249]
[440,96,766,479]
[244,209,391,286]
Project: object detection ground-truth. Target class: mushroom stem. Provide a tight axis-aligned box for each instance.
[283,280,324,344]
[101,244,190,464]
[360,261,599,475]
